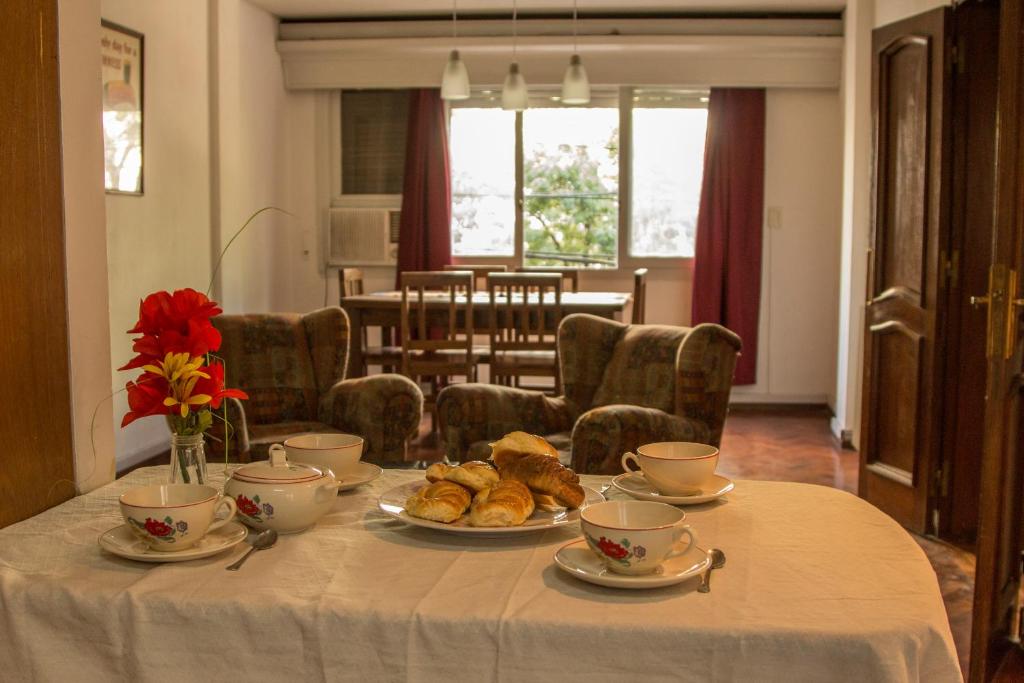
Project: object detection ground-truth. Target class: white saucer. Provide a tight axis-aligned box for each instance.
[99,521,247,562]
[554,538,710,589]
[337,462,384,492]
[611,472,734,505]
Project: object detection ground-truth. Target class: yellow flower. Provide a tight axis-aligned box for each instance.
[144,352,213,418]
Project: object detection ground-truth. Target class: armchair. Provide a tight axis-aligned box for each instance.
[436,313,741,474]
[210,307,423,464]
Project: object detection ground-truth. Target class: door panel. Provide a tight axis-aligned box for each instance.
[861,7,952,533]
[971,0,1024,678]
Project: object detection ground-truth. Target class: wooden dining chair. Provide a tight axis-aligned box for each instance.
[339,268,402,373]
[443,264,507,292]
[515,266,579,293]
[487,272,563,395]
[400,270,479,431]
[632,267,649,324]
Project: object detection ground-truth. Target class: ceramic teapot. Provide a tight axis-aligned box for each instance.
[224,444,339,534]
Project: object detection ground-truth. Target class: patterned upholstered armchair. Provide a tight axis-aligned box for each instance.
[211,307,422,465]
[436,313,741,474]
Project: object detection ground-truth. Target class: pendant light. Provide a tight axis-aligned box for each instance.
[441,0,470,100]
[561,0,590,104]
[502,0,528,111]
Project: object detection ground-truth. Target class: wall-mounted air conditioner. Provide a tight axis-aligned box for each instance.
[326,207,400,266]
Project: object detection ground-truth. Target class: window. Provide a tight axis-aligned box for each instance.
[450,108,516,256]
[341,90,409,194]
[449,88,708,268]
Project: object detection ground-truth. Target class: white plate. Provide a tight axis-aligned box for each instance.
[611,472,735,505]
[337,462,384,492]
[378,481,605,536]
[554,537,710,589]
[99,521,247,562]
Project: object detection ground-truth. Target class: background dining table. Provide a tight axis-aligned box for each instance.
[340,290,631,378]
[0,466,961,682]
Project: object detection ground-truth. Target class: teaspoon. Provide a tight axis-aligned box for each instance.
[226,529,278,571]
[698,548,726,593]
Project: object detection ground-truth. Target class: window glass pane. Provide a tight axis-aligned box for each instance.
[522,108,619,269]
[450,108,516,256]
[341,90,409,194]
[630,106,708,257]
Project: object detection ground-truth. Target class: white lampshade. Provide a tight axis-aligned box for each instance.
[561,54,590,105]
[441,49,470,100]
[501,62,529,111]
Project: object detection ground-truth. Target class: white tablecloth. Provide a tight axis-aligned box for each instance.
[0,466,961,682]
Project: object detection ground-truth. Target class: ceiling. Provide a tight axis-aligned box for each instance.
[248,0,846,20]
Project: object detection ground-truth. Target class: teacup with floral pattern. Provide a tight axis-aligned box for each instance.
[119,483,237,552]
[580,500,698,575]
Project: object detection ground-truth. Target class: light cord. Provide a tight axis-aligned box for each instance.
[573,0,578,53]
[512,0,518,60]
[452,0,457,40]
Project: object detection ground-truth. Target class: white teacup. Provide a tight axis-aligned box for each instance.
[283,433,364,477]
[621,442,719,496]
[580,500,698,575]
[119,484,237,552]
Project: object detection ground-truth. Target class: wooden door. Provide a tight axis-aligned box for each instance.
[970,1,1024,679]
[861,7,952,533]
[0,0,76,528]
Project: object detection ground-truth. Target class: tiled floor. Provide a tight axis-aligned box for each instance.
[409,405,975,678]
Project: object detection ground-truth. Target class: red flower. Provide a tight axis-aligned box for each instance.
[597,537,629,560]
[128,289,222,337]
[121,373,172,427]
[192,361,248,409]
[236,495,260,517]
[144,518,173,537]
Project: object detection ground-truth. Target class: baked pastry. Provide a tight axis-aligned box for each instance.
[445,461,499,493]
[404,481,472,523]
[490,431,560,469]
[498,453,586,509]
[468,480,535,527]
[425,462,452,483]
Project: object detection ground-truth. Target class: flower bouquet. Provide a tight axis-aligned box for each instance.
[120,288,247,484]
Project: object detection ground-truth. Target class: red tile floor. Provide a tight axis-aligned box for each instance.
[411,405,976,678]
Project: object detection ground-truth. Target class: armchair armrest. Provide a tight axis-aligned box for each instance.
[436,384,574,462]
[571,404,710,475]
[319,374,423,464]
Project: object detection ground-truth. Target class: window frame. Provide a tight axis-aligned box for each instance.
[447,86,706,272]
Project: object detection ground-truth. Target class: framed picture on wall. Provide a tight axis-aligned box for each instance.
[101,20,144,195]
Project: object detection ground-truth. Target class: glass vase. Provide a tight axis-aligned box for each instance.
[170,433,207,485]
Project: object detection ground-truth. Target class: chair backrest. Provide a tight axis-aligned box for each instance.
[444,264,507,291]
[339,268,365,298]
[400,270,475,378]
[515,266,580,293]
[487,272,563,354]
[212,308,350,425]
[632,267,648,324]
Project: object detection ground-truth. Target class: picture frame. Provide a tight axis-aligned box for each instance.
[101,20,144,195]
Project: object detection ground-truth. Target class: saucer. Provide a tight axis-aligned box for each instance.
[337,462,384,492]
[99,521,247,562]
[554,538,710,589]
[611,472,734,505]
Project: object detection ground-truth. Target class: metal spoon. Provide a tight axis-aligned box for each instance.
[226,529,278,571]
[698,548,726,593]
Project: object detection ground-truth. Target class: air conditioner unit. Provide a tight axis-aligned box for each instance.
[326,208,400,266]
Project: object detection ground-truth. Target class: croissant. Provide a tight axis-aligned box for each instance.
[404,481,472,523]
[444,460,499,492]
[425,462,452,483]
[489,432,560,469]
[498,453,586,509]
[468,480,535,527]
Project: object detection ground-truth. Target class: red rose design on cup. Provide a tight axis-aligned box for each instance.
[597,536,629,560]
[144,517,174,537]
[236,494,260,518]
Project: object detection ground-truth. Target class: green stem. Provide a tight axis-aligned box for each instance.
[206,206,294,296]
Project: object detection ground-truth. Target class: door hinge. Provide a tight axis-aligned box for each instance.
[931,508,940,536]
[944,250,959,289]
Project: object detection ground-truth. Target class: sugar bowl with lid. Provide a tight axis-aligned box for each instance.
[225,444,339,534]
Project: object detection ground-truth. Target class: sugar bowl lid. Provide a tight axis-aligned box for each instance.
[231,444,330,484]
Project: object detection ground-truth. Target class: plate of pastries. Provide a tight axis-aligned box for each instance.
[378,432,605,535]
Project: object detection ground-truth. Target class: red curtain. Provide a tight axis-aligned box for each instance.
[690,88,765,385]
[396,89,452,287]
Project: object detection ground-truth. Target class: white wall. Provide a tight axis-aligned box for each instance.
[874,0,950,27]
[102,0,213,467]
[57,0,117,492]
